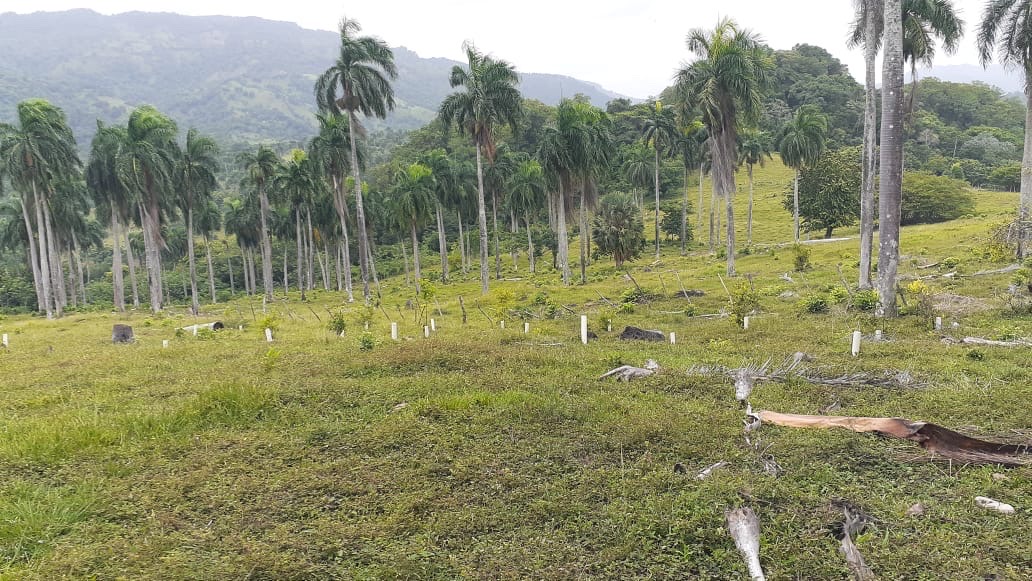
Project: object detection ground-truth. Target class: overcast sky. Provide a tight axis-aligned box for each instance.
[5,0,997,98]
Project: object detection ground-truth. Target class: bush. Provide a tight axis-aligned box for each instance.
[850,289,879,311]
[799,293,829,314]
[359,331,375,351]
[791,244,811,272]
[659,200,693,241]
[900,173,975,225]
[728,279,760,327]
[327,308,347,335]
[593,194,646,267]
[828,287,848,304]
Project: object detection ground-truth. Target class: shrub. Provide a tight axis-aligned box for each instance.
[799,293,829,314]
[592,194,646,267]
[257,314,280,332]
[828,287,849,304]
[728,279,760,327]
[850,289,879,311]
[791,244,811,272]
[327,309,347,335]
[359,331,375,351]
[900,173,975,225]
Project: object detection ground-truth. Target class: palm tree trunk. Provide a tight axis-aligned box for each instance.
[367,240,380,293]
[724,162,736,276]
[20,197,45,313]
[66,244,77,309]
[401,239,410,285]
[331,173,355,301]
[305,207,315,291]
[227,256,235,296]
[474,144,490,294]
[336,242,344,291]
[697,163,705,238]
[111,212,125,312]
[708,184,717,253]
[31,183,54,318]
[793,169,801,243]
[1019,81,1032,260]
[72,230,86,305]
[580,189,587,284]
[457,210,467,273]
[412,221,422,295]
[436,203,449,282]
[525,214,536,273]
[876,0,904,317]
[320,240,331,290]
[246,249,255,295]
[346,110,372,300]
[681,164,689,255]
[205,235,216,303]
[125,231,140,308]
[140,197,164,312]
[296,209,305,301]
[654,146,661,259]
[242,252,250,295]
[747,164,755,246]
[858,4,878,289]
[511,208,519,270]
[187,203,199,315]
[557,179,571,285]
[257,185,275,301]
[42,198,65,314]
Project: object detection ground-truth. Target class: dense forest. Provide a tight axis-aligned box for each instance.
[0,3,1029,317]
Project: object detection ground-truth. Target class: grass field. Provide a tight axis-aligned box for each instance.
[1,159,1029,579]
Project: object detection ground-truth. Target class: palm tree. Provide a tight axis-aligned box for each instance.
[639,101,678,259]
[779,106,828,243]
[195,199,221,304]
[0,99,80,318]
[86,121,131,312]
[621,144,653,214]
[672,120,707,254]
[438,42,522,294]
[737,128,772,247]
[676,19,774,276]
[177,128,219,315]
[387,163,435,295]
[485,145,523,280]
[238,145,280,301]
[315,17,397,301]
[978,0,1032,259]
[310,111,365,301]
[224,196,261,295]
[507,158,546,273]
[878,0,906,316]
[274,149,322,301]
[419,148,457,282]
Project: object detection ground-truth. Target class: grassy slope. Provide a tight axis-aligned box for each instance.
[1,159,1029,580]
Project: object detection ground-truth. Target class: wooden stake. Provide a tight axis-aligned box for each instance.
[162,339,169,348]
[424,325,430,338]
[391,322,398,341]
[430,318,436,332]
[670,332,676,344]
[265,328,273,342]
[524,322,530,334]
[1,333,7,348]
[851,330,862,357]
[743,316,750,329]
[581,315,588,345]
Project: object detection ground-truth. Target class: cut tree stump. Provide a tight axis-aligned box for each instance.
[619,326,665,342]
[112,324,134,344]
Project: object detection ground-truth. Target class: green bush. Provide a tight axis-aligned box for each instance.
[900,173,976,225]
[828,287,848,304]
[359,331,375,351]
[327,308,347,335]
[791,244,811,272]
[799,293,829,314]
[850,289,879,311]
[728,279,760,327]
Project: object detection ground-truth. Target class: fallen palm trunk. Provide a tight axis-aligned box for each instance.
[726,507,765,581]
[754,411,1031,466]
[599,360,659,381]
[950,336,1032,348]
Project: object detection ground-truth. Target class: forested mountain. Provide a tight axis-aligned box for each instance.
[0,10,626,146]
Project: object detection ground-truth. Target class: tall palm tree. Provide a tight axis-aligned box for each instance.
[315,17,397,301]
[779,106,828,243]
[274,149,322,301]
[672,120,707,254]
[639,101,678,259]
[737,128,772,247]
[878,0,906,316]
[238,145,280,301]
[117,106,179,312]
[978,0,1032,259]
[387,163,435,295]
[310,111,365,301]
[438,42,522,294]
[507,158,546,273]
[676,18,774,276]
[177,128,219,315]
[0,99,80,318]
[621,144,653,214]
[195,198,221,304]
[485,145,523,280]
[224,196,261,295]
[86,121,131,312]
[849,0,882,290]
[419,148,457,283]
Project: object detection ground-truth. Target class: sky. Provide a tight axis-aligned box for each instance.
[3,0,998,98]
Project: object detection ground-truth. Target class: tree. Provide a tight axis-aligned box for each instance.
[86,121,131,312]
[0,99,80,318]
[978,0,1032,258]
[638,101,677,259]
[274,148,322,301]
[315,17,398,300]
[238,145,280,301]
[620,144,652,212]
[878,0,906,316]
[782,146,861,238]
[507,159,546,273]
[310,111,364,302]
[737,128,773,245]
[780,105,829,242]
[419,149,457,283]
[117,106,179,313]
[177,128,219,315]
[195,199,221,304]
[900,172,974,224]
[676,19,774,276]
[387,163,435,294]
[438,42,521,294]
[592,194,645,268]
[671,119,707,254]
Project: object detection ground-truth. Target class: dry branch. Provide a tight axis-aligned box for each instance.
[839,507,874,581]
[948,336,1032,348]
[599,360,659,381]
[753,411,1031,466]
[726,508,765,581]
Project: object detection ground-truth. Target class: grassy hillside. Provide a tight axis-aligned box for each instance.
[1,159,1029,579]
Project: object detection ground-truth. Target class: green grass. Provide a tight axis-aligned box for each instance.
[0,159,1029,579]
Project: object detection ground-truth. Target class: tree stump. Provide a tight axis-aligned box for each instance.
[112,324,134,344]
[619,326,666,342]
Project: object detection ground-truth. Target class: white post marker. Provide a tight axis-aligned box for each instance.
[364,322,369,331]
[851,330,862,357]
[607,323,612,333]
[1,333,7,348]
[430,318,436,332]
[935,316,943,330]
[162,339,169,348]
[581,315,588,345]
[524,322,530,334]
[670,332,676,344]
[875,329,883,341]
[500,320,505,330]
[238,325,243,331]
[391,322,398,341]
[265,328,274,342]
[193,326,198,336]
[743,316,750,330]
[424,325,430,338]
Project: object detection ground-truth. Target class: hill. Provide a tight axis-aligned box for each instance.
[0,10,627,146]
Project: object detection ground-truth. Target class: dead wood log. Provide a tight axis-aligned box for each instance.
[754,411,1031,466]
[726,507,765,581]
[949,336,1032,348]
[599,360,659,381]
[970,264,1021,277]
[696,461,729,480]
[974,496,1015,515]
[619,326,665,342]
